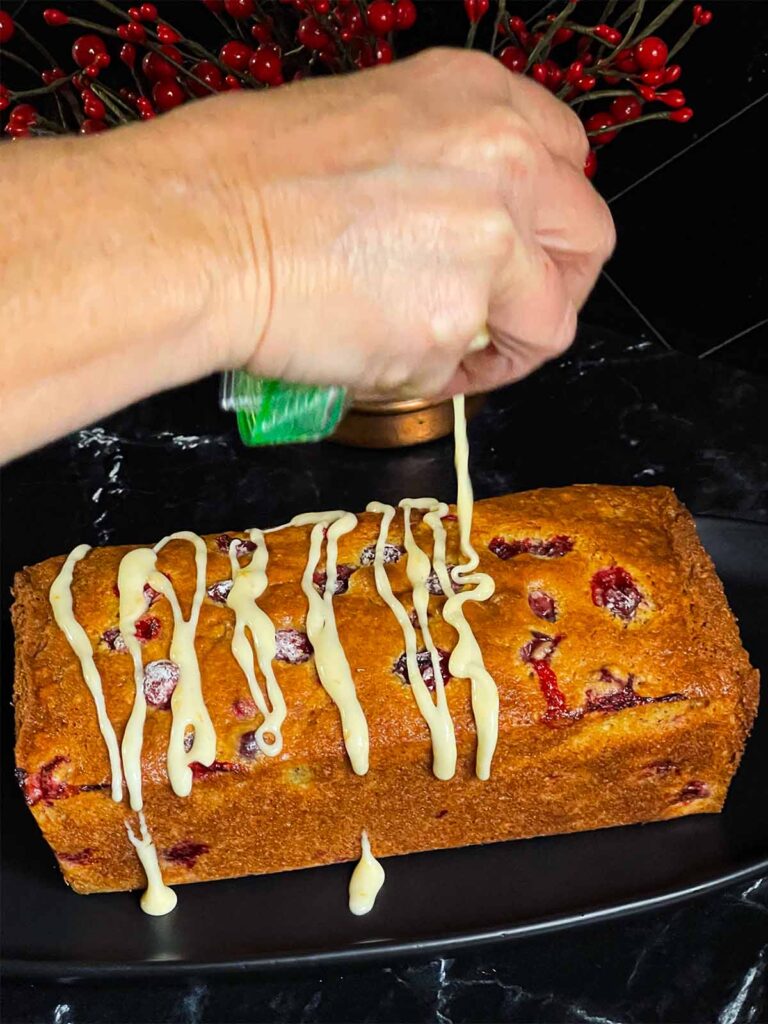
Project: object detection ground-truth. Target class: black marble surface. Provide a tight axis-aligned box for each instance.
[3,2,768,1022]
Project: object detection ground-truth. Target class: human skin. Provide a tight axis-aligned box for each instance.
[0,48,614,463]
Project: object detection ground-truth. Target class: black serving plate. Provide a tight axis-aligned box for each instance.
[1,515,766,979]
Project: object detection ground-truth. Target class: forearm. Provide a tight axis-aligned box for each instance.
[0,122,247,461]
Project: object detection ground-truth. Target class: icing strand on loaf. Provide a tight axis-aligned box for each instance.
[436,395,500,779]
[348,830,385,916]
[49,545,124,803]
[119,546,161,811]
[226,529,286,756]
[289,510,369,776]
[367,501,457,781]
[153,532,216,799]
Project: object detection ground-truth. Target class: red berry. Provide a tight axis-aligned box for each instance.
[153,79,186,111]
[0,11,15,42]
[136,96,155,118]
[219,40,253,71]
[669,106,693,123]
[128,6,142,20]
[542,58,562,90]
[614,47,637,73]
[394,0,417,30]
[0,85,10,111]
[9,103,37,125]
[142,44,182,80]
[143,659,180,709]
[528,590,557,623]
[464,0,489,24]
[593,24,621,45]
[224,74,242,89]
[157,23,181,43]
[584,111,618,145]
[499,45,527,73]
[85,53,110,78]
[189,59,225,95]
[117,21,146,42]
[80,118,107,134]
[249,45,283,85]
[532,62,548,86]
[119,43,137,68]
[367,1,395,35]
[82,90,106,119]
[43,8,68,27]
[552,27,574,46]
[140,3,158,19]
[250,21,272,42]
[634,36,668,71]
[663,64,682,83]
[610,95,642,122]
[693,5,713,26]
[565,60,583,84]
[637,84,657,102]
[72,35,107,69]
[202,0,225,10]
[225,0,256,17]
[374,38,393,63]
[584,149,598,179]
[658,88,686,108]
[577,74,597,92]
[297,16,332,50]
[640,69,664,86]
[41,67,66,84]
[312,0,331,13]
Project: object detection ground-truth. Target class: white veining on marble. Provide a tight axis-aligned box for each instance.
[717,944,767,1024]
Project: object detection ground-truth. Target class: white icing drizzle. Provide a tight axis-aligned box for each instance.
[366,501,457,780]
[49,545,123,802]
[153,532,216,798]
[290,511,369,775]
[436,394,500,780]
[226,530,286,755]
[348,830,385,916]
[125,811,177,916]
[118,547,160,811]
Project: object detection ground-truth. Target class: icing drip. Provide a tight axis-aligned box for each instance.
[49,546,123,802]
[153,532,216,798]
[278,511,369,775]
[226,530,286,755]
[125,812,177,916]
[437,394,499,780]
[367,501,456,780]
[119,547,161,811]
[348,830,385,916]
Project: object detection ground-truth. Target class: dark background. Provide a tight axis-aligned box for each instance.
[2,2,767,1022]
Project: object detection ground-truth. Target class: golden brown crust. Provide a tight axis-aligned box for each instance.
[11,485,760,895]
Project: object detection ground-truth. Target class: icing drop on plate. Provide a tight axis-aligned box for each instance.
[49,545,123,802]
[125,812,177,916]
[348,830,385,916]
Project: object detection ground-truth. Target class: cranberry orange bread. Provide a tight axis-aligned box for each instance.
[12,485,759,898]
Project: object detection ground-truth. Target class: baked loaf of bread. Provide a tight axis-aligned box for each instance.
[12,485,759,897]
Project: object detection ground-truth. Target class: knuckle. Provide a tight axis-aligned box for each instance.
[551,302,578,356]
[595,202,617,262]
[562,105,590,162]
[475,106,542,174]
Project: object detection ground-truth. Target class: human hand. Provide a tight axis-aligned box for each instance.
[180,48,614,399]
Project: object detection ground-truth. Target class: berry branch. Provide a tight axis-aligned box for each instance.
[0,0,712,177]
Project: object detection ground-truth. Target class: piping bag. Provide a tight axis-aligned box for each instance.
[220,329,491,446]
